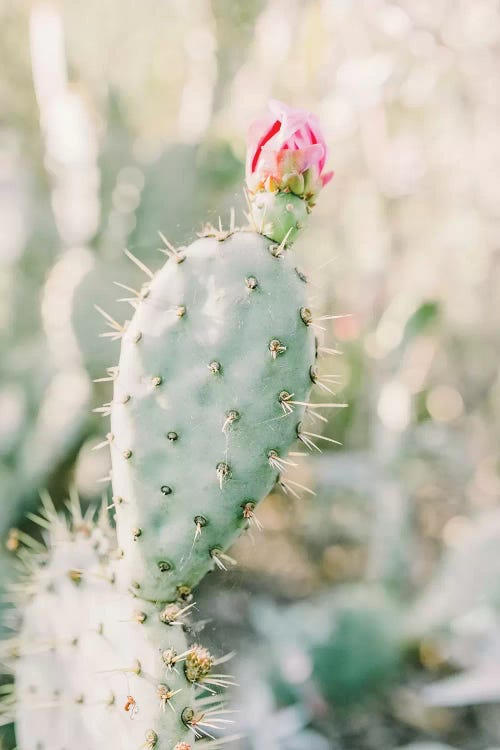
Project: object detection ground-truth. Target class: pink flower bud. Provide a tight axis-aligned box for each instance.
[246,100,333,200]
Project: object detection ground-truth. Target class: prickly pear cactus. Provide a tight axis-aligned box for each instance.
[109,100,334,603]
[4,101,334,750]
[110,229,315,600]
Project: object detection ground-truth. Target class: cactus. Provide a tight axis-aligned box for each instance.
[109,228,315,601]
[3,101,335,749]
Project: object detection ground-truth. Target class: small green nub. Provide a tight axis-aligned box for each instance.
[250,192,309,244]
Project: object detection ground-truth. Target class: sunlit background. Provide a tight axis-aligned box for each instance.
[2,1,500,748]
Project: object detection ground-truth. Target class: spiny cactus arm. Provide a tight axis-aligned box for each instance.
[7,496,215,750]
[109,230,316,601]
[107,101,334,604]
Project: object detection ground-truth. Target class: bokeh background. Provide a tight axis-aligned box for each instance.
[2,1,500,748]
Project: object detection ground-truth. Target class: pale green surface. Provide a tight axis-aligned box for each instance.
[111,229,315,601]
[249,192,309,245]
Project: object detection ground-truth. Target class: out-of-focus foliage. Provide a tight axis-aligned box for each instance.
[1,0,500,748]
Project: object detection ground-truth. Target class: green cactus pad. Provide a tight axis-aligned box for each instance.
[249,192,309,245]
[110,229,315,602]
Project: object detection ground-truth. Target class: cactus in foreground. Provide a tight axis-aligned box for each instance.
[3,101,335,749]
[110,101,333,602]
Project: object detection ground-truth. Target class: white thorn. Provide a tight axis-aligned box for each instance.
[124,248,154,279]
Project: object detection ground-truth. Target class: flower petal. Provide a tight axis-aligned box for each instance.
[245,113,280,180]
[321,170,334,187]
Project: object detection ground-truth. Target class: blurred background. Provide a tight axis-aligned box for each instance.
[1,1,500,748]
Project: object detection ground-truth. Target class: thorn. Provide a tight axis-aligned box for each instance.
[158,231,186,262]
[269,339,286,358]
[279,477,316,499]
[92,403,112,417]
[93,366,119,383]
[315,313,352,321]
[94,305,125,333]
[272,226,293,256]
[210,549,237,571]
[278,391,295,415]
[267,450,297,473]
[216,462,230,489]
[193,516,207,543]
[301,430,342,447]
[222,410,239,433]
[157,684,182,713]
[97,474,112,485]
[318,346,343,356]
[242,502,263,531]
[288,400,348,410]
[305,408,328,424]
[160,601,197,625]
[124,248,154,279]
[92,433,114,451]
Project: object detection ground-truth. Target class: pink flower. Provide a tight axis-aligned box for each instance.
[246,100,333,199]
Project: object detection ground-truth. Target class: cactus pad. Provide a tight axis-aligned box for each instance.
[110,230,316,601]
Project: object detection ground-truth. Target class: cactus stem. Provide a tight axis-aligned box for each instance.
[124,248,155,279]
